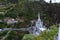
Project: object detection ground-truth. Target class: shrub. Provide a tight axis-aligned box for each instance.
[36,25,58,40]
[22,34,36,40]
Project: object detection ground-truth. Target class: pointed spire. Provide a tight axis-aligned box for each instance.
[38,13,40,21]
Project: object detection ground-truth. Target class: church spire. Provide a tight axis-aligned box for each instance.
[38,13,40,21]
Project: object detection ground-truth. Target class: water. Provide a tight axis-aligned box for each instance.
[33,13,46,35]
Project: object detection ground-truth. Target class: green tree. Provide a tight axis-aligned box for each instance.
[5,11,17,19]
[0,14,5,19]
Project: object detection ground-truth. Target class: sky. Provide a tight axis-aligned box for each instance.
[44,0,60,3]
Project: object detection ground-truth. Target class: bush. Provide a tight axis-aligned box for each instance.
[36,25,58,40]
[22,34,36,40]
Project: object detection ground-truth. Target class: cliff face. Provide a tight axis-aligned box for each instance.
[47,3,60,24]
